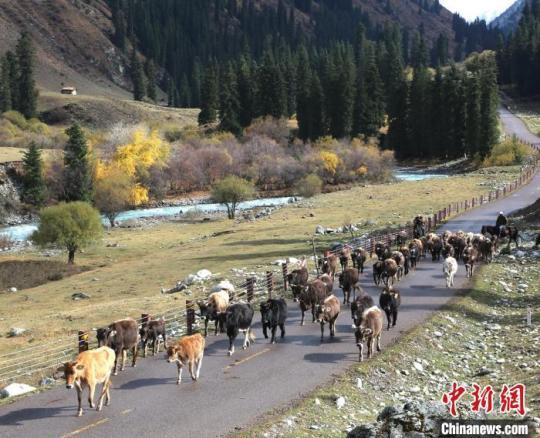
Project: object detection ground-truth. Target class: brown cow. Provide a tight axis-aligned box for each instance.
[383,258,399,286]
[166,333,205,385]
[339,246,352,272]
[391,251,405,280]
[354,306,383,362]
[97,318,139,375]
[316,295,340,340]
[287,266,309,301]
[431,236,443,261]
[319,273,334,295]
[319,253,339,280]
[64,346,115,416]
[409,239,424,258]
[298,279,328,325]
[462,245,479,278]
[140,318,166,357]
[352,247,368,273]
[338,267,360,305]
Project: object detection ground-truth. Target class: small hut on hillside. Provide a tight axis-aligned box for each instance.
[60,86,77,96]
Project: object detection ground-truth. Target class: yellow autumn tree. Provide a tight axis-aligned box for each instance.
[319,150,341,175]
[95,128,170,205]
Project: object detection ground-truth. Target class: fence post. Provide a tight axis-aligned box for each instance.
[266,271,274,299]
[370,238,375,258]
[480,195,483,205]
[78,330,89,353]
[433,213,437,228]
[186,300,195,335]
[282,262,288,292]
[428,216,432,231]
[247,277,255,302]
[496,189,500,199]
[472,198,475,208]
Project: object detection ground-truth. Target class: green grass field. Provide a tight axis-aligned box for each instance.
[0,168,523,358]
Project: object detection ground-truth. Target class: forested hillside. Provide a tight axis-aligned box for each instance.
[498,0,540,96]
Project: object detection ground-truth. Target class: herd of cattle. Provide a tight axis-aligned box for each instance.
[61,227,505,417]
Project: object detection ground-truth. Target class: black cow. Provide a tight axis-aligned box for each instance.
[260,298,288,344]
[139,319,166,357]
[379,287,401,330]
[373,260,384,286]
[351,248,368,273]
[287,266,309,301]
[96,318,139,375]
[225,303,255,356]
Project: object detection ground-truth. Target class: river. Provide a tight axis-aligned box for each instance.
[0,170,448,242]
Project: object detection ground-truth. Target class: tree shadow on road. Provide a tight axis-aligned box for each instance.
[0,406,72,425]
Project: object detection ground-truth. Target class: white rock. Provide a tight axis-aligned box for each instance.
[410,386,421,393]
[496,358,506,364]
[8,327,26,337]
[196,269,212,280]
[434,331,443,337]
[336,396,346,409]
[184,274,201,285]
[357,378,363,389]
[0,383,36,398]
[514,250,526,258]
[272,259,286,266]
[314,398,321,405]
[287,257,299,265]
[315,225,326,235]
[8,287,17,293]
[413,362,424,372]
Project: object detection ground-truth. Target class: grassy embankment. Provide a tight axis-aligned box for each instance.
[511,99,540,137]
[0,167,522,358]
[239,203,540,438]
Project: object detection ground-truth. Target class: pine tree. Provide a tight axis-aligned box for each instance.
[0,56,12,112]
[6,51,19,111]
[145,59,157,102]
[408,66,431,157]
[130,51,146,101]
[237,56,255,127]
[22,142,46,206]
[113,8,127,51]
[387,77,410,158]
[63,123,92,202]
[257,48,287,118]
[309,72,325,141]
[465,75,481,157]
[198,65,219,125]
[219,63,242,135]
[179,74,192,107]
[295,47,312,141]
[478,55,499,158]
[16,32,38,118]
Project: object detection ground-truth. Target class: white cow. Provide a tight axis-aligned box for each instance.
[443,256,458,288]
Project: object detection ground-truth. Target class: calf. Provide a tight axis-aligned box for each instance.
[351,247,368,273]
[166,333,205,385]
[260,298,288,343]
[372,260,384,286]
[443,256,458,288]
[354,306,383,362]
[197,290,229,337]
[351,293,375,327]
[298,279,328,325]
[338,268,360,305]
[479,238,494,263]
[64,346,115,416]
[382,258,399,286]
[399,246,410,275]
[225,303,255,355]
[379,286,401,330]
[462,245,478,278]
[409,239,424,258]
[97,318,139,375]
[315,295,340,340]
[287,266,309,301]
[139,318,166,357]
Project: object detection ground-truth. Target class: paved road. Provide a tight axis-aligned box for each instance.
[0,114,538,438]
[499,104,540,145]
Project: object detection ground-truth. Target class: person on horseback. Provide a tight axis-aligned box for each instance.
[495,211,507,236]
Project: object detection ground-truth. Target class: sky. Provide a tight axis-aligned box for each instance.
[440,0,516,22]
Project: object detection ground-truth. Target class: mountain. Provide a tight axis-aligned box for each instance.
[0,0,130,97]
[490,0,526,34]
